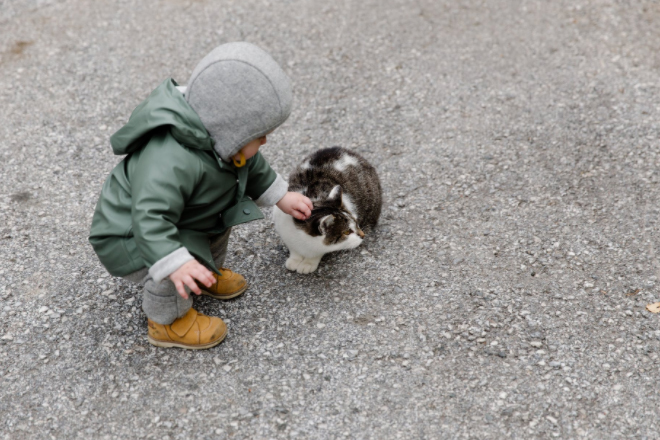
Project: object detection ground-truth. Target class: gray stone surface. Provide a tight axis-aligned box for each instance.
[1,0,659,438]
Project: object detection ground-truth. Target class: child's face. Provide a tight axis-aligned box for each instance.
[234,135,268,161]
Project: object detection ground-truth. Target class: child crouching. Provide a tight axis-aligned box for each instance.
[89,42,312,349]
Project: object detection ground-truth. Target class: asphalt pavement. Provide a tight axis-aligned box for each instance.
[1,0,659,438]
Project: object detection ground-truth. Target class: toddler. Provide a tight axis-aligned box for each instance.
[89,42,312,349]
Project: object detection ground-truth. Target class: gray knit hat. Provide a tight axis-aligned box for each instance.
[185,42,293,162]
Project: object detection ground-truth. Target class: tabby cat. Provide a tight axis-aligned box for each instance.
[273,147,382,273]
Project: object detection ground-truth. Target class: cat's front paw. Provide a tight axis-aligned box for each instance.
[296,257,321,274]
[285,254,304,271]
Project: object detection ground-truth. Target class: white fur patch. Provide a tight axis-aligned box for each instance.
[328,185,341,200]
[341,193,358,218]
[333,154,359,172]
[300,161,312,170]
[319,215,334,234]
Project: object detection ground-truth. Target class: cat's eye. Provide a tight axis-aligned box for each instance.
[343,230,351,236]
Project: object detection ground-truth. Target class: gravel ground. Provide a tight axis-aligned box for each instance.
[1,0,660,438]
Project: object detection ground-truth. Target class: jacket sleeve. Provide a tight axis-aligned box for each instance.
[245,151,288,207]
[130,138,200,282]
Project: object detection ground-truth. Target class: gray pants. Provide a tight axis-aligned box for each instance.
[123,228,231,325]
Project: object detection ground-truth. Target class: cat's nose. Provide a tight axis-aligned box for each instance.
[357,229,365,238]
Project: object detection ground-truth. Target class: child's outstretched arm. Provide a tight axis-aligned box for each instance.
[244,152,312,219]
[277,192,313,220]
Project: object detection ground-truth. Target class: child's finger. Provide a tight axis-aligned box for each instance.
[192,260,211,273]
[291,209,305,220]
[201,274,214,287]
[303,197,313,211]
[174,280,189,300]
[202,266,214,277]
[200,265,214,279]
[300,202,312,217]
[194,270,215,287]
[190,266,210,285]
[183,275,202,295]
[293,201,310,218]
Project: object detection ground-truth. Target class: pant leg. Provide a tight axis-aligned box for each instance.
[121,267,193,325]
[141,277,193,325]
[210,227,232,269]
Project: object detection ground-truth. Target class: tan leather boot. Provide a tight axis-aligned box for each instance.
[198,268,248,300]
[147,308,227,349]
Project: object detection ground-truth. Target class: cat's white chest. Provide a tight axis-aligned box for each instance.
[273,206,327,258]
[273,205,363,274]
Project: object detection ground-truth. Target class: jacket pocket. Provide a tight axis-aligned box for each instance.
[216,198,264,232]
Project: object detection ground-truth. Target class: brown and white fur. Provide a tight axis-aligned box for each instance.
[273,147,382,273]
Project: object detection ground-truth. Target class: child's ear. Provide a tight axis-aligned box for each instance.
[327,185,342,207]
[318,215,335,235]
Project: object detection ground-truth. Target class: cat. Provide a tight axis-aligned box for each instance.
[273,146,382,273]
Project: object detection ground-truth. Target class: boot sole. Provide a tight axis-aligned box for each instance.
[147,329,227,350]
[200,283,248,300]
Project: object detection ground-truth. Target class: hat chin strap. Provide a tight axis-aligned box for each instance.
[233,152,246,167]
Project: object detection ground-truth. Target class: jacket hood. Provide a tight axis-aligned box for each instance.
[184,42,293,162]
[110,79,214,155]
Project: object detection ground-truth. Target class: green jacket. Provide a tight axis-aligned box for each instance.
[89,79,284,279]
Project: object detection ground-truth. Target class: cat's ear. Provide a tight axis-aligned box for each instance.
[318,215,335,235]
[327,185,342,207]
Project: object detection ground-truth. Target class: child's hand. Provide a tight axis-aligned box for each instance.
[277,192,313,220]
[169,260,215,300]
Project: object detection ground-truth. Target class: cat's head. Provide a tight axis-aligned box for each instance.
[294,185,365,248]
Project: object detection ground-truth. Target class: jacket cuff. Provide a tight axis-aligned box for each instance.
[148,247,195,283]
[255,174,288,207]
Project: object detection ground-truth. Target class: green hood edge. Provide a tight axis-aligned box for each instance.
[110,79,214,155]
